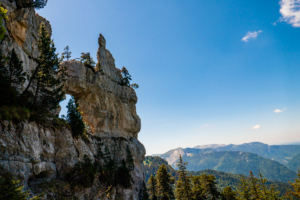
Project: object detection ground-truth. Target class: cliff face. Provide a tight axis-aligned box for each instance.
[0,1,145,199]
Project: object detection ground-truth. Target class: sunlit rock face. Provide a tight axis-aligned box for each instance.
[61,35,141,138]
[0,1,146,199]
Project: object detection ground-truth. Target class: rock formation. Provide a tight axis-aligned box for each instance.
[0,1,146,199]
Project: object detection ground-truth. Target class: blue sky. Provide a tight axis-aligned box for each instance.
[38,0,300,155]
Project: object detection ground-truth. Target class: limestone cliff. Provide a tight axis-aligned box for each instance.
[0,1,146,199]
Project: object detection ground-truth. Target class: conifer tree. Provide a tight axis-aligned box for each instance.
[286,171,300,199]
[28,23,67,120]
[248,171,262,199]
[221,186,237,200]
[80,52,95,70]
[191,175,207,200]
[237,177,251,200]
[126,145,134,171]
[66,96,85,138]
[121,67,132,86]
[0,49,27,106]
[61,45,72,61]
[15,0,48,9]
[0,166,40,200]
[155,164,174,200]
[148,175,158,200]
[175,155,192,200]
[139,181,149,200]
[202,174,220,200]
[116,159,131,188]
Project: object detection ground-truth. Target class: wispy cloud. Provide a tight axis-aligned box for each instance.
[242,30,262,42]
[279,0,300,27]
[274,107,286,113]
[251,125,261,130]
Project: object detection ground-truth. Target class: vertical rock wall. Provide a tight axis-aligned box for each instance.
[0,1,146,199]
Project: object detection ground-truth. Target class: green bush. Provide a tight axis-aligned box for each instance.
[66,155,97,188]
[0,106,30,123]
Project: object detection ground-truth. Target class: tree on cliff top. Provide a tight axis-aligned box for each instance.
[121,67,139,89]
[80,52,96,71]
[15,0,48,9]
[61,46,72,61]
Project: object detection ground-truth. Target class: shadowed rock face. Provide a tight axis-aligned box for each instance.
[62,35,141,138]
[0,2,146,199]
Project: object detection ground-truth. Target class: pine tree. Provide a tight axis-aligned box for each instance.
[191,175,207,200]
[237,177,251,200]
[131,83,139,89]
[116,159,132,188]
[0,49,27,106]
[80,52,95,70]
[27,23,67,121]
[202,174,220,200]
[148,175,158,200]
[66,96,85,138]
[16,0,48,9]
[155,164,174,200]
[221,186,237,200]
[286,171,300,199]
[0,166,41,200]
[61,46,72,61]
[121,67,132,86]
[139,181,149,200]
[175,155,192,200]
[248,171,262,199]
[126,145,134,171]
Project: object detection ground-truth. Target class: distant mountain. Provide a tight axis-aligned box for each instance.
[287,153,300,172]
[194,142,300,165]
[143,156,292,195]
[179,151,298,183]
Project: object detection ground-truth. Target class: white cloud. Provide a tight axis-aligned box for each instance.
[251,125,261,130]
[274,107,286,113]
[242,30,263,42]
[279,0,300,27]
[200,124,209,128]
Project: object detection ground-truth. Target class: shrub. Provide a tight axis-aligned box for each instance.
[66,155,97,188]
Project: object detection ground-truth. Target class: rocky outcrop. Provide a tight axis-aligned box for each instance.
[0,1,146,199]
[62,36,141,138]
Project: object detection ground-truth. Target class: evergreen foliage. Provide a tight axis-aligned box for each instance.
[221,186,237,200]
[116,159,132,188]
[140,181,150,200]
[61,45,72,61]
[148,175,158,200]
[121,66,139,89]
[80,52,95,70]
[0,4,7,41]
[25,23,66,122]
[175,155,193,200]
[0,166,41,200]
[156,164,175,200]
[126,145,134,171]
[287,171,300,199]
[0,49,27,106]
[66,155,97,188]
[15,0,48,9]
[66,96,85,137]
